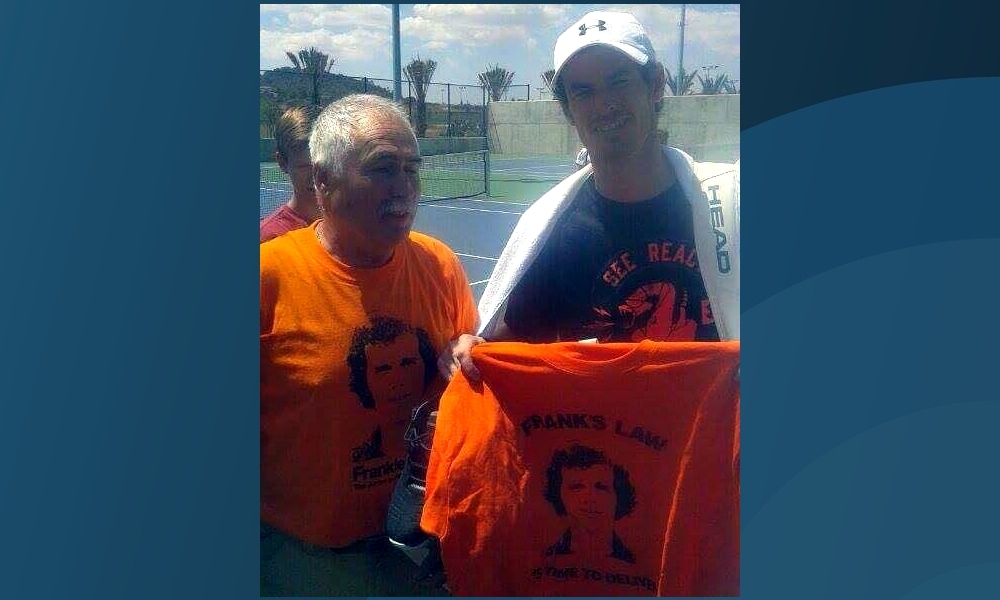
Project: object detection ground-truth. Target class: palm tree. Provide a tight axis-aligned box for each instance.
[404,57,437,137]
[260,96,282,137]
[286,47,334,106]
[479,64,515,102]
[723,79,740,94]
[541,68,556,94]
[697,72,730,95]
[664,67,698,96]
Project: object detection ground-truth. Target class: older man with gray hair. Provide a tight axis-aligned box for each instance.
[260,94,477,596]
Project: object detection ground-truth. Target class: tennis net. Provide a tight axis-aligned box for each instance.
[259,150,489,220]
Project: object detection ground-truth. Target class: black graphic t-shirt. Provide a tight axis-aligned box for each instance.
[506,178,720,342]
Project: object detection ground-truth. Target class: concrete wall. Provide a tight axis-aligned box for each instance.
[486,94,740,163]
[260,94,742,162]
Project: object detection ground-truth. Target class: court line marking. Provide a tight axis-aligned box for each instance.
[455,252,499,262]
[442,198,530,207]
[469,278,490,286]
[490,167,571,174]
[423,205,522,215]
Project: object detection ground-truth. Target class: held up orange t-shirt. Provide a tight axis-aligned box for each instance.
[260,223,477,547]
[421,340,740,596]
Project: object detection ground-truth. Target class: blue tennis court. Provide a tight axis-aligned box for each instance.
[411,197,528,302]
[413,154,575,302]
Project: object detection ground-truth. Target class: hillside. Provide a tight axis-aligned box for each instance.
[259,68,393,105]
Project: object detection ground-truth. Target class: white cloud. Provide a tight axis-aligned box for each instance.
[260,4,396,70]
[688,8,740,58]
[261,4,391,30]
[403,4,570,53]
[260,4,739,83]
[261,28,392,70]
[288,4,390,30]
[411,4,569,25]
[605,5,740,78]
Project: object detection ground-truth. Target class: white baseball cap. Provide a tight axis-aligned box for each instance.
[553,11,656,86]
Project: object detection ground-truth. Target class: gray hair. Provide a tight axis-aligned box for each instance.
[309,94,416,176]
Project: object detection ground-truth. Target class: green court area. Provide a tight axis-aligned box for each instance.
[486,154,575,204]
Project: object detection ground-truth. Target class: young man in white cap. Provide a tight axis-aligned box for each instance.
[441,10,740,379]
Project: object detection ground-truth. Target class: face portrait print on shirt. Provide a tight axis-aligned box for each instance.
[346,315,438,426]
[543,444,637,564]
[346,316,437,491]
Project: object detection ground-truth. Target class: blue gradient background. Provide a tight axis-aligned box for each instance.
[739,75,1000,596]
[1,2,999,599]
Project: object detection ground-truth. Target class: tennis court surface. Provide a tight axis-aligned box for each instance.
[260,154,576,303]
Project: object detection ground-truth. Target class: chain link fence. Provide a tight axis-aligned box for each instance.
[261,70,535,140]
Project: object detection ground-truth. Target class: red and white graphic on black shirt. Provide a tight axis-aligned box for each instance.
[587,242,716,342]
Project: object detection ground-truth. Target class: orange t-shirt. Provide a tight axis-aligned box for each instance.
[421,340,740,596]
[260,222,478,547]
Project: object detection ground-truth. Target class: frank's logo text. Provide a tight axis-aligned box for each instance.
[520,413,667,452]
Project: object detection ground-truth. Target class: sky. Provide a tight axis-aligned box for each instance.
[260,4,740,99]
